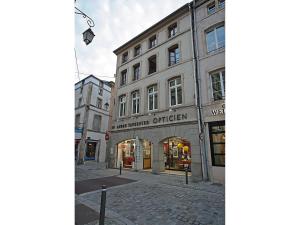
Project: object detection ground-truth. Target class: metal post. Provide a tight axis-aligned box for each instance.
[185,167,188,184]
[119,162,122,175]
[99,185,107,225]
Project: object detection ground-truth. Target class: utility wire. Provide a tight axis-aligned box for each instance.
[75,71,115,79]
[74,48,81,81]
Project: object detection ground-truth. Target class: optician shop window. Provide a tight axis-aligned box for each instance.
[209,121,225,166]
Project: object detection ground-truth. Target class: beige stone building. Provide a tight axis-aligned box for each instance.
[110,3,204,182]
[193,0,225,184]
[108,0,225,184]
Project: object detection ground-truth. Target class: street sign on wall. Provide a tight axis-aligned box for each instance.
[75,128,83,133]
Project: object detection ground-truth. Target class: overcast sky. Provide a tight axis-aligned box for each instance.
[75,0,191,82]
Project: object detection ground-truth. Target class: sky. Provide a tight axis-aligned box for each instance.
[74,0,191,83]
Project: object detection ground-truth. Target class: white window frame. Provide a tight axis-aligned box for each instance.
[207,2,216,15]
[133,63,140,81]
[168,44,180,66]
[120,70,127,86]
[210,70,225,101]
[119,95,126,117]
[169,77,182,107]
[96,98,102,109]
[148,85,158,111]
[218,0,225,9]
[168,23,177,38]
[131,91,140,115]
[206,24,225,52]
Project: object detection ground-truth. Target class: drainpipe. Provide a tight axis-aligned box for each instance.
[189,2,209,181]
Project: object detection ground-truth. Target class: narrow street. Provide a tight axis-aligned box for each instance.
[75,162,225,225]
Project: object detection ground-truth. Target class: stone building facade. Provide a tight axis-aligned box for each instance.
[108,0,225,183]
[193,0,225,183]
[75,75,114,168]
[110,4,204,182]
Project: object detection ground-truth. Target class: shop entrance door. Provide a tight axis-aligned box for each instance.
[85,142,97,160]
[142,140,151,169]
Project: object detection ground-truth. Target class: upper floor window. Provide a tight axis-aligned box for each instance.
[133,63,141,81]
[122,52,128,63]
[149,35,157,49]
[207,2,216,15]
[78,97,82,107]
[148,85,158,111]
[206,24,225,52]
[99,81,104,87]
[99,88,103,96]
[218,0,225,9]
[75,114,80,128]
[119,95,126,117]
[134,45,141,56]
[96,98,102,109]
[169,77,182,106]
[131,91,140,114]
[210,70,225,100]
[92,114,101,132]
[168,23,177,38]
[148,55,157,74]
[168,44,180,66]
[120,70,127,86]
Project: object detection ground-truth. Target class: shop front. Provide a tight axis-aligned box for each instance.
[163,137,191,171]
[117,138,152,170]
[85,141,97,160]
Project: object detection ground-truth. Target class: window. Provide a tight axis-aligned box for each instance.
[119,95,126,117]
[218,0,225,9]
[148,85,158,111]
[131,91,140,114]
[168,23,177,38]
[96,98,102,109]
[134,45,141,56]
[93,114,101,132]
[148,55,157,74]
[169,77,182,106]
[206,24,225,52]
[207,2,216,15]
[149,35,157,49]
[99,88,103,96]
[168,44,180,66]
[75,114,80,128]
[99,81,104,87]
[211,70,225,100]
[78,97,82,107]
[120,70,127,86]
[122,52,128,63]
[209,121,225,166]
[133,63,140,81]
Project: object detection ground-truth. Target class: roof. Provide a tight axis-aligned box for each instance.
[74,74,114,87]
[113,2,191,55]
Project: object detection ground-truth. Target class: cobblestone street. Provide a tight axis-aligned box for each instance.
[75,162,225,225]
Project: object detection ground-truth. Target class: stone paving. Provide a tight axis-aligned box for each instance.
[75,161,225,225]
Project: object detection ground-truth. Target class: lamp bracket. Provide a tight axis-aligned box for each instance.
[75,6,95,28]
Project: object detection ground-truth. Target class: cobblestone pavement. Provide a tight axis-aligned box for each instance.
[75,161,225,225]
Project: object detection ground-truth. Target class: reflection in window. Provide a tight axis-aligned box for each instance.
[206,25,225,52]
[209,122,225,166]
[169,77,182,106]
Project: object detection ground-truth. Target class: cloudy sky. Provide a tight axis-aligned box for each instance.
[75,0,191,82]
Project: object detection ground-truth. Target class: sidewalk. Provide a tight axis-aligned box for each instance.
[75,161,225,225]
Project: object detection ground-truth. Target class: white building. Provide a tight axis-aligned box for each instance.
[75,75,114,168]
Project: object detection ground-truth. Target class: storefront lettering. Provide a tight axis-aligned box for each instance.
[113,113,188,130]
[211,104,225,116]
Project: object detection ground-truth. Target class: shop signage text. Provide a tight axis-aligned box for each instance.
[112,113,188,130]
[211,104,225,116]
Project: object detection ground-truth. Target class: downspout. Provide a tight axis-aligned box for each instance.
[189,1,209,181]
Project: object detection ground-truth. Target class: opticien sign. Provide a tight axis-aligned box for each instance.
[112,113,188,130]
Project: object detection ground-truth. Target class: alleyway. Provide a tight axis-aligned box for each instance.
[75,162,225,225]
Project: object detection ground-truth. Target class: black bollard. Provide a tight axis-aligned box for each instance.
[99,185,107,225]
[185,167,188,184]
[119,162,122,175]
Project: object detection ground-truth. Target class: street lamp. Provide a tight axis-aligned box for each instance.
[82,28,95,45]
[75,6,95,45]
